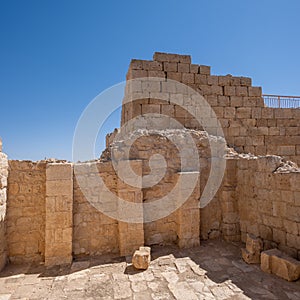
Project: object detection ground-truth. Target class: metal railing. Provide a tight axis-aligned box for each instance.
[263,94,300,108]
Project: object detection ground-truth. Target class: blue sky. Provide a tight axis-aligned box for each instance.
[1,0,300,161]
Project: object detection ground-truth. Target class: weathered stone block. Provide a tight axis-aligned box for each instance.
[261,249,300,281]
[199,65,210,75]
[242,248,260,264]
[246,233,263,254]
[132,246,151,270]
[248,86,262,97]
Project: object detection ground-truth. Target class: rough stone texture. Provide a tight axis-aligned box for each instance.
[0,142,8,271]
[236,155,300,259]
[123,52,300,165]
[132,246,151,269]
[117,160,144,256]
[45,163,73,266]
[106,129,219,248]
[242,233,263,264]
[73,161,120,258]
[261,248,300,281]
[6,160,47,264]
[1,52,300,269]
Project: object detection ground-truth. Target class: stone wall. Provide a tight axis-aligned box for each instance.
[45,163,73,266]
[0,52,299,269]
[6,160,46,263]
[104,129,204,251]
[201,157,240,242]
[236,155,300,259]
[0,139,8,271]
[122,52,300,165]
[73,161,119,258]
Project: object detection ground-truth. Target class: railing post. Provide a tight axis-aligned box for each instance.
[278,96,280,108]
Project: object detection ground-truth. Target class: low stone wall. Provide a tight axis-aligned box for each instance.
[0,140,8,271]
[73,161,119,257]
[6,160,47,263]
[236,155,300,259]
[0,143,299,268]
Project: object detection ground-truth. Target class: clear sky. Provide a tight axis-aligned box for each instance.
[1,0,300,161]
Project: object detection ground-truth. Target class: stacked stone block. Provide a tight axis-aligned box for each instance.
[73,161,119,257]
[237,155,300,259]
[176,173,200,248]
[117,160,144,256]
[242,233,263,264]
[45,163,73,266]
[122,52,300,165]
[6,160,46,264]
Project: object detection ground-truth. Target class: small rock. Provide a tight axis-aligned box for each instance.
[132,247,151,270]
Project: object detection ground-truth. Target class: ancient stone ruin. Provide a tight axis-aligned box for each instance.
[0,52,299,282]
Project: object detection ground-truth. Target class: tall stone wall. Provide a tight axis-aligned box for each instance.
[6,160,47,263]
[122,52,300,165]
[0,139,8,271]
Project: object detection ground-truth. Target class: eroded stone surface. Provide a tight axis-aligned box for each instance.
[261,248,300,281]
[132,247,151,270]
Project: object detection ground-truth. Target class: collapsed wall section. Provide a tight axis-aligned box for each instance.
[0,139,8,271]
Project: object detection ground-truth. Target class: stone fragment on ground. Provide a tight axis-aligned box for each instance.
[242,233,263,264]
[261,248,300,281]
[132,246,151,270]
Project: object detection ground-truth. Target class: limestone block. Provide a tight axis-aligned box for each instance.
[243,97,258,107]
[141,104,160,115]
[230,96,243,107]
[199,65,210,75]
[142,60,163,71]
[218,96,230,107]
[132,246,151,270]
[240,77,252,86]
[218,76,231,86]
[178,63,190,73]
[248,86,262,97]
[224,86,235,96]
[148,70,165,78]
[163,62,178,72]
[236,107,252,119]
[167,72,182,82]
[195,74,207,85]
[224,107,236,118]
[129,59,144,70]
[242,248,260,264]
[153,52,191,63]
[190,64,199,73]
[246,233,263,254]
[235,86,248,97]
[126,69,148,80]
[261,249,300,281]
[182,73,194,84]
